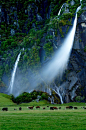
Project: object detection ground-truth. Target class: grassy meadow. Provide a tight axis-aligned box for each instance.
[0,93,86,130]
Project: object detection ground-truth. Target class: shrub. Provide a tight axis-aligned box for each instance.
[75,96,85,102]
[41,93,48,100]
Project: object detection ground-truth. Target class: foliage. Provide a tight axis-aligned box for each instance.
[43,42,53,57]
[60,13,74,20]
[41,93,48,100]
[75,96,85,102]
[0,0,85,101]
[12,90,49,104]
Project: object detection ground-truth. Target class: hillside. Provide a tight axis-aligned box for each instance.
[0,0,86,103]
[0,93,16,106]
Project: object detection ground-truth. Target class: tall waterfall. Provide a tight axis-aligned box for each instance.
[8,4,81,102]
[41,10,78,83]
[8,52,21,94]
[40,6,81,104]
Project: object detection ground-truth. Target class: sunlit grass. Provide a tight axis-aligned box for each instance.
[0,93,16,106]
[0,93,86,129]
[0,109,86,130]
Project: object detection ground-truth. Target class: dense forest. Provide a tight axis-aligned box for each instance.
[0,0,86,103]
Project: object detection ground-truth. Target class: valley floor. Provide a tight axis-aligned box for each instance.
[0,105,86,130]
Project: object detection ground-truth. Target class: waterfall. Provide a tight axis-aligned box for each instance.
[7,4,81,102]
[8,52,21,94]
[80,0,82,5]
[52,83,63,104]
[41,9,78,83]
[40,5,81,103]
[58,4,64,16]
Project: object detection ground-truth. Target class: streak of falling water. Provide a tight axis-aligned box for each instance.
[8,5,81,101]
[41,10,78,83]
[52,83,63,104]
[58,4,64,16]
[80,0,82,4]
[8,52,21,94]
[40,6,81,103]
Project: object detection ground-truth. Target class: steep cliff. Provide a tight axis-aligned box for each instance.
[0,0,86,103]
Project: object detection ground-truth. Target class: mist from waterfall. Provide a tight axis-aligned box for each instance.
[8,52,21,95]
[41,12,78,83]
[11,12,78,98]
[7,5,81,103]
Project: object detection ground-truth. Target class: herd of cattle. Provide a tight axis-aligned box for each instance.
[1,106,86,111]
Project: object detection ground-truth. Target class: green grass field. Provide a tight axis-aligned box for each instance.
[0,93,86,130]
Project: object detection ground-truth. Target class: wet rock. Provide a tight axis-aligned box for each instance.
[36,14,42,21]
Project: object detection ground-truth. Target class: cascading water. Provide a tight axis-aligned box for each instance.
[8,3,81,103]
[8,52,21,95]
[41,9,78,83]
[52,83,63,104]
[58,4,64,16]
[40,5,81,104]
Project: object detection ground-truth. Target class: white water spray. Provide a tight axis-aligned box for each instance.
[8,52,21,94]
[80,0,82,5]
[52,83,63,104]
[41,10,78,83]
[58,4,64,16]
[39,6,81,103]
[8,4,81,104]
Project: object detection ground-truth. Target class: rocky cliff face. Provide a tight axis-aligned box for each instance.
[37,2,86,103]
[68,9,86,101]
[0,0,86,103]
[53,4,86,102]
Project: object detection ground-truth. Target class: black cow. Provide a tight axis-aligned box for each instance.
[69,106,73,109]
[66,106,73,109]
[19,107,22,110]
[74,107,78,109]
[50,107,54,110]
[59,107,61,109]
[14,108,17,110]
[2,107,8,111]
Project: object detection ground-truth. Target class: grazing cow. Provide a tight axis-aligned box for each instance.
[82,107,85,109]
[74,107,78,109]
[53,107,58,110]
[66,106,70,109]
[36,106,40,109]
[47,106,49,107]
[27,106,34,110]
[14,108,17,110]
[50,107,54,110]
[66,106,73,109]
[43,107,45,109]
[59,107,61,109]
[69,106,73,109]
[2,107,8,111]
[19,107,22,110]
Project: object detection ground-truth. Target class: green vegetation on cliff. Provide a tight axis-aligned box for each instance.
[0,0,84,91]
